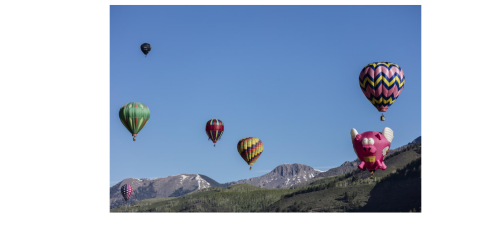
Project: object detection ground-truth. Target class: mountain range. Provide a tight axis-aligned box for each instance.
[110,136,421,210]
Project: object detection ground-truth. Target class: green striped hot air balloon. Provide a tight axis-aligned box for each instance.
[119,102,150,141]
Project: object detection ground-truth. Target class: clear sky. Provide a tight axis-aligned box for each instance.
[110,5,421,186]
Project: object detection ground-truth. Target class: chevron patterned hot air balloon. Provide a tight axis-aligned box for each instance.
[206,119,224,147]
[119,102,150,141]
[120,184,133,202]
[359,62,405,121]
[237,137,263,170]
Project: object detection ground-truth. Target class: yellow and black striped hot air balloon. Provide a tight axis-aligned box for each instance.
[237,137,263,170]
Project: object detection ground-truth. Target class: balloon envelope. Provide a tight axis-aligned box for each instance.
[206,119,224,145]
[120,184,133,201]
[118,102,150,139]
[359,62,405,112]
[140,43,151,56]
[350,127,394,172]
[237,137,263,166]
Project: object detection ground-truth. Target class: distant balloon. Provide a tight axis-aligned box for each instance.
[350,127,394,179]
[140,43,151,57]
[359,62,405,121]
[206,119,224,147]
[119,102,150,141]
[120,184,133,202]
[237,137,263,170]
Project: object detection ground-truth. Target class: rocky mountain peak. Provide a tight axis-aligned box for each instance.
[230,163,319,189]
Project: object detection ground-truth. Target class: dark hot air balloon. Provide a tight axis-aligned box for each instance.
[140,43,151,57]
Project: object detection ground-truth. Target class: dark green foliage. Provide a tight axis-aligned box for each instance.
[342,191,358,202]
[378,158,421,184]
[356,158,421,212]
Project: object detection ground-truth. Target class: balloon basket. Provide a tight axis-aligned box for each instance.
[380,114,385,121]
[133,138,136,141]
[249,167,252,170]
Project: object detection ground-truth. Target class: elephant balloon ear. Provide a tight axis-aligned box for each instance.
[382,127,394,143]
[350,128,358,141]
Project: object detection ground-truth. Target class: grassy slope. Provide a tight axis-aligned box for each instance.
[111,184,295,212]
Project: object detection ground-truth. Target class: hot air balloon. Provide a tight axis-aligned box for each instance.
[140,43,151,57]
[359,62,405,121]
[350,127,394,179]
[119,102,150,141]
[120,184,133,202]
[237,137,263,170]
[206,119,224,147]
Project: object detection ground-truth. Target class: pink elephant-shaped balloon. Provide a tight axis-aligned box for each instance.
[350,127,394,173]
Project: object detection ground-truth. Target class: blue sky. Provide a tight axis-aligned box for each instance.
[110,5,421,186]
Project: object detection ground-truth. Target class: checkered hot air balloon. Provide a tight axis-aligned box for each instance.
[120,184,133,202]
[359,62,405,121]
[237,137,263,170]
[206,119,224,147]
[119,102,150,141]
